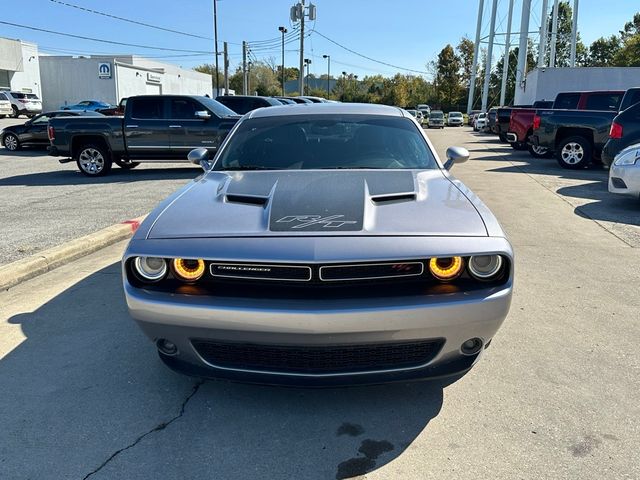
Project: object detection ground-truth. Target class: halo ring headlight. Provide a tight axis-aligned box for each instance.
[172,258,205,282]
[429,256,464,281]
[133,256,167,282]
[468,255,503,280]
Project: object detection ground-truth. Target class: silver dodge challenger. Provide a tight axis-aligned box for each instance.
[123,103,513,386]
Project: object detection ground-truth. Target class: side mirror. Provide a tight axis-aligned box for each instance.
[443,146,469,170]
[188,147,212,171]
[195,110,211,120]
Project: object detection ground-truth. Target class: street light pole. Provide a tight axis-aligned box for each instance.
[322,54,330,97]
[279,26,288,96]
[213,0,219,96]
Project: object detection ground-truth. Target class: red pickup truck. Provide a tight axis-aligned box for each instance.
[507,91,624,158]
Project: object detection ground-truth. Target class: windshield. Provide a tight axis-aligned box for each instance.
[214,114,438,171]
[449,112,462,118]
[198,96,236,117]
[430,112,444,118]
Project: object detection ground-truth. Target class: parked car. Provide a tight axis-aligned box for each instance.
[0,92,13,118]
[602,92,640,166]
[276,96,313,104]
[474,113,488,132]
[531,88,640,168]
[447,111,464,127]
[3,91,42,118]
[215,95,282,114]
[468,110,481,125]
[428,110,445,129]
[495,107,513,142]
[60,100,113,112]
[97,98,127,116]
[405,109,424,125]
[1,110,103,151]
[274,97,296,105]
[608,143,640,199]
[417,104,431,117]
[299,96,330,103]
[508,92,623,158]
[48,95,240,176]
[122,103,513,385]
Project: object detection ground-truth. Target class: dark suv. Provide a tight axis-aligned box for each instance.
[215,95,282,115]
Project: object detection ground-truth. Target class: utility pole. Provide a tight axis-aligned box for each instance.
[570,0,579,67]
[299,0,305,95]
[481,0,498,112]
[500,0,515,106]
[323,54,330,97]
[279,26,287,95]
[549,0,560,67]
[467,0,485,114]
[515,0,532,97]
[242,41,247,95]
[223,41,229,95]
[538,0,549,67]
[213,0,219,96]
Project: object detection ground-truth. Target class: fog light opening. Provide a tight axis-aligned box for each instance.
[461,337,483,355]
[157,339,178,356]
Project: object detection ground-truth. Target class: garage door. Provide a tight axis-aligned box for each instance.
[145,83,162,95]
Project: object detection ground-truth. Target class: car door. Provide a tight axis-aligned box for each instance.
[168,97,221,154]
[19,113,51,144]
[124,97,174,159]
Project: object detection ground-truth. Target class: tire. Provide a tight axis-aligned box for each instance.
[528,143,553,159]
[3,133,20,151]
[11,105,19,118]
[556,136,592,169]
[115,159,140,170]
[510,141,527,151]
[75,143,112,177]
[499,133,507,143]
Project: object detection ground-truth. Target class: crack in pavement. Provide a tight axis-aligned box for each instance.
[81,379,205,480]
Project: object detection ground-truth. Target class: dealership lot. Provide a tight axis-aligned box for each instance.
[1,126,638,479]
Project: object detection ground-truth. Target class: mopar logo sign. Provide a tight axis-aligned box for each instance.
[98,62,112,78]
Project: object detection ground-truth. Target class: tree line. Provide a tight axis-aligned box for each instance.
[195,6,640,111]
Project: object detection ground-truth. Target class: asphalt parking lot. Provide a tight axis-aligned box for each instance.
[1,125,639,479]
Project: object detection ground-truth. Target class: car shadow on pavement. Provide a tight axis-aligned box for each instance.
[0,147,50,158]
[0,167,201,186]
[557,182,640,228]
[0,263,450,480]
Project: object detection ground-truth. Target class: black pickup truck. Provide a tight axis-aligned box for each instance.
[531,88,640,169]
[48,95,240,176]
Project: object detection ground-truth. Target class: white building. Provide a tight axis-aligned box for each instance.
[0,37,42,96]
[39,55,213,111]
[515,67,640,105]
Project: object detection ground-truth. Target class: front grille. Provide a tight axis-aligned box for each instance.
[191,339,444,374]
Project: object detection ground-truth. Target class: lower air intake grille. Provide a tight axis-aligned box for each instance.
[191,339,444,374]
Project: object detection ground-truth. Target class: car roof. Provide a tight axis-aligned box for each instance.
[247,102,406,119]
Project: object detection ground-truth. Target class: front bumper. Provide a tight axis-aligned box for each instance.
[124,278,512,385]
[609,163,640,198]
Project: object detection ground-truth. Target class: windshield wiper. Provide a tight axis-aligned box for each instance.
[221,165,280,171]
[319,166,387,169]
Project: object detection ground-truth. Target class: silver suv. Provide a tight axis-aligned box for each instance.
[3,91,43,118]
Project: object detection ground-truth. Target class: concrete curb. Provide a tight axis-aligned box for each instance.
[0,216,146,291]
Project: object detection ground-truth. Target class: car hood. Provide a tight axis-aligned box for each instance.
[147,170,487,239]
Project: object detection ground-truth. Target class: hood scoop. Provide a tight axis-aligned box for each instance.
[225,193,269,207]
[371,193,416,205]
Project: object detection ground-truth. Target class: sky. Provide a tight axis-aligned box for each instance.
[2,0,639,79]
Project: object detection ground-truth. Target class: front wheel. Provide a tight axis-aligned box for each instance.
[510,141,527,151]
[76,144,112,177]
[115,159,140,170]
[11,105,20,118]
[556,136,592,169]
[3,133,20,151]
[528,143,552,159]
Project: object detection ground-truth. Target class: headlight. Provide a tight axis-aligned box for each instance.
[613,148,640,166]
[429,256,464,281]
[172,258,205,282]
[468,255,503,280]
[133,256,167,282]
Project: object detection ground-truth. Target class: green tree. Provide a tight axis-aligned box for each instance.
[457,37,475,88]
[587,36,622,66]
[620,12,640,41]
[436,44,462,109]
[541,1,587,67]
[193,63,223,92]
[614,35,640,66]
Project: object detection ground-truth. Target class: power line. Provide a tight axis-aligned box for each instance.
[311,30,428,75]
[0,20,212,53]
[48,0,213,41]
